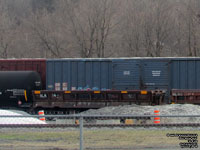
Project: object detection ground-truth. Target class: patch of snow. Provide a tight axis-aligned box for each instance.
[0,109,46,124]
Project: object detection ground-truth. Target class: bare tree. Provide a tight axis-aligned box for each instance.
[59,0,119,58]
[184,0,200,56]
[0,0,200,58]
[142,0,174,57]
[0,1,16,58]
[121,0,143,57]
[26,10,66,58]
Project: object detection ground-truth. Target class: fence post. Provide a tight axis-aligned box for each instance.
[79,114,83,150]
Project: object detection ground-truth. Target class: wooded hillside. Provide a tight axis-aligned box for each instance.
[0,0,200,58]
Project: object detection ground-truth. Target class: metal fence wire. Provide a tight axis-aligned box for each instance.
[0,114,200,150]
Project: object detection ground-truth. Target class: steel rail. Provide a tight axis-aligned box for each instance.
[1,114,200,118]
[0,123,200,128]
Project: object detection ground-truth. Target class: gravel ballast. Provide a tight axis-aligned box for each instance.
[81,104,200,124]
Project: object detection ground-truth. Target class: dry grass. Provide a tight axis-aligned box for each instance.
[0,129,199,150]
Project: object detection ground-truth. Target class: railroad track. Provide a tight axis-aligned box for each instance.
[1,123,200,128]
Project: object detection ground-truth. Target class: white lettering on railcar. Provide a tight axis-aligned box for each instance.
[71,87,76,90]
[48,85,53,89]
[55,83,60,91]
[123,71,130,75]
[62,82,68,90]
[152,70,161,77]
[145,83,155,85]
[35,81,41,86]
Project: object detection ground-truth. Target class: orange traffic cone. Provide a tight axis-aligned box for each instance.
[38,110,46,122]
[154,109,160,124]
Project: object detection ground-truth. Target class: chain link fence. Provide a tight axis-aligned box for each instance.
[0,113,200,150]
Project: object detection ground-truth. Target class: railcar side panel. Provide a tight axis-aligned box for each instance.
[0,59,46,89]
[142,59,169,89]
[46,59,112,91]
[112,59,140,90]
[171,59,200,89]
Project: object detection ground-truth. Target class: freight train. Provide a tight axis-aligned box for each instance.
[0,71,42,108]
[0,58,199,113]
